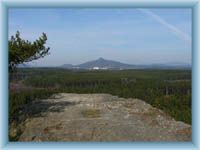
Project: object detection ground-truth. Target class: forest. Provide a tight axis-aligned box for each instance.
[9,68,192,127]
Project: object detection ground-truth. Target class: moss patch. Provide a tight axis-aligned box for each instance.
[81,109,101,118]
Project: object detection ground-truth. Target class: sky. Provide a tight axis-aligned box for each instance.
[8,8,192,66]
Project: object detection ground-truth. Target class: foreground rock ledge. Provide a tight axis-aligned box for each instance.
[18,93,191,141]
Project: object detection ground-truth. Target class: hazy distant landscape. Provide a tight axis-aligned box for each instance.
[9,8,192,141]
[18,57,191,70]
[59,57,191,70]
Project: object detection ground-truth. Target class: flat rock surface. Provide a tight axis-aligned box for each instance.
[18,93,191,141]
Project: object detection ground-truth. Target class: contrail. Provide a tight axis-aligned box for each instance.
[138,9,191,44]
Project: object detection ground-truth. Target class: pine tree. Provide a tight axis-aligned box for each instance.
[9,31,50,72]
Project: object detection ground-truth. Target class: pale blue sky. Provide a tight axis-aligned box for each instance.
[8,8,192,66]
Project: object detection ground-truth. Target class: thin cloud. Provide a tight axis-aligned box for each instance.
[138,9,191,44]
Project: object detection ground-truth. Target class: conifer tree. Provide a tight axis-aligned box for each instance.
[9,31,50,72]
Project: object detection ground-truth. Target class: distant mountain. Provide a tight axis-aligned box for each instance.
[59,58,191,70]
[60,64,75,68]
[60,57,137,70]
[77,57,136,69]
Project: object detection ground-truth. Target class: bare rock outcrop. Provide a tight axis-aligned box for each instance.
[18,93,191,141]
